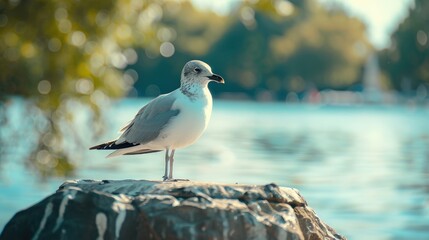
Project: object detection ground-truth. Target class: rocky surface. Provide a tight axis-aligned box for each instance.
[1,180,345,240]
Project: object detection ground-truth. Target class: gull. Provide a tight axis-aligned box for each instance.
[90,60,224,181]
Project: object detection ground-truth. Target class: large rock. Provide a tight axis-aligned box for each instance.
[0,180,345,240]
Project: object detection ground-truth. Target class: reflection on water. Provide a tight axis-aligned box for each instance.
[1,99,429,239]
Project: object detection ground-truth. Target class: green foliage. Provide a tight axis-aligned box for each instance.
[379,0,429,92]
[0,0,164,178]
[271,6,369,89]
[133,0,370,100]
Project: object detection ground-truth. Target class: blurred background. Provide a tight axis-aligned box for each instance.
[1,0,428,239]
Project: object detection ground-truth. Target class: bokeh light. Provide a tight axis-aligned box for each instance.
[159,41,175,57]
[417,30,428,46]
[37,80,52,95]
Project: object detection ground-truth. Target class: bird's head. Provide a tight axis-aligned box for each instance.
[181,60,224,86]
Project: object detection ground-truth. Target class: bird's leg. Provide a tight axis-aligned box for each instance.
[163,149,170,181]
[168,149,175,180]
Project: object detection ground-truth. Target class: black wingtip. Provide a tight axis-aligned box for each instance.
[90,140,139,150]
[90,142,109,150]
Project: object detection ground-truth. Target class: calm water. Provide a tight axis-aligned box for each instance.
[1,99,429,239]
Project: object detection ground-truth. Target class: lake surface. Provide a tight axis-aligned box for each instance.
[1,99,429,239]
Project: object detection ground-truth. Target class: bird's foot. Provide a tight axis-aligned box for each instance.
[174,178,190,182]
[162,178,190,182]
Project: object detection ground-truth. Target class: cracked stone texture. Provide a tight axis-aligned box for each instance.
[0,180,345,240]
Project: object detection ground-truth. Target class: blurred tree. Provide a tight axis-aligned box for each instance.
[132,0,370,100]
[132,0,311,100]
[271,4,370,91]
[379,0,429,93]
[206,0,315,100]
[131,1,229,98]
[0,0,165,178]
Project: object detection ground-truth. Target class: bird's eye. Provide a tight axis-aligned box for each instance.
[194,68,201,73]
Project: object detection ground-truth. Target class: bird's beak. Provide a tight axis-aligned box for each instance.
[208,74,225,84]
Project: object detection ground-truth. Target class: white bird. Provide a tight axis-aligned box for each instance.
[90,60,224,181]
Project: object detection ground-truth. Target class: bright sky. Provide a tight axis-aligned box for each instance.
[192,0,415,49]
[318,0,414,49]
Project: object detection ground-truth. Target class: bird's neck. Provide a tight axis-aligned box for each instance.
[180,81,209,100]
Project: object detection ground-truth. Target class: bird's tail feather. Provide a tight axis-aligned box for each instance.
[125,149,162,155]
[106,147,161,158]
[106,149,127,158]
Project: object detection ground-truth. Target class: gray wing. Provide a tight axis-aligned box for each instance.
[119,93,180,144]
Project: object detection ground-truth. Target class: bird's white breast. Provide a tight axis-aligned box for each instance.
[157,88,212,149]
